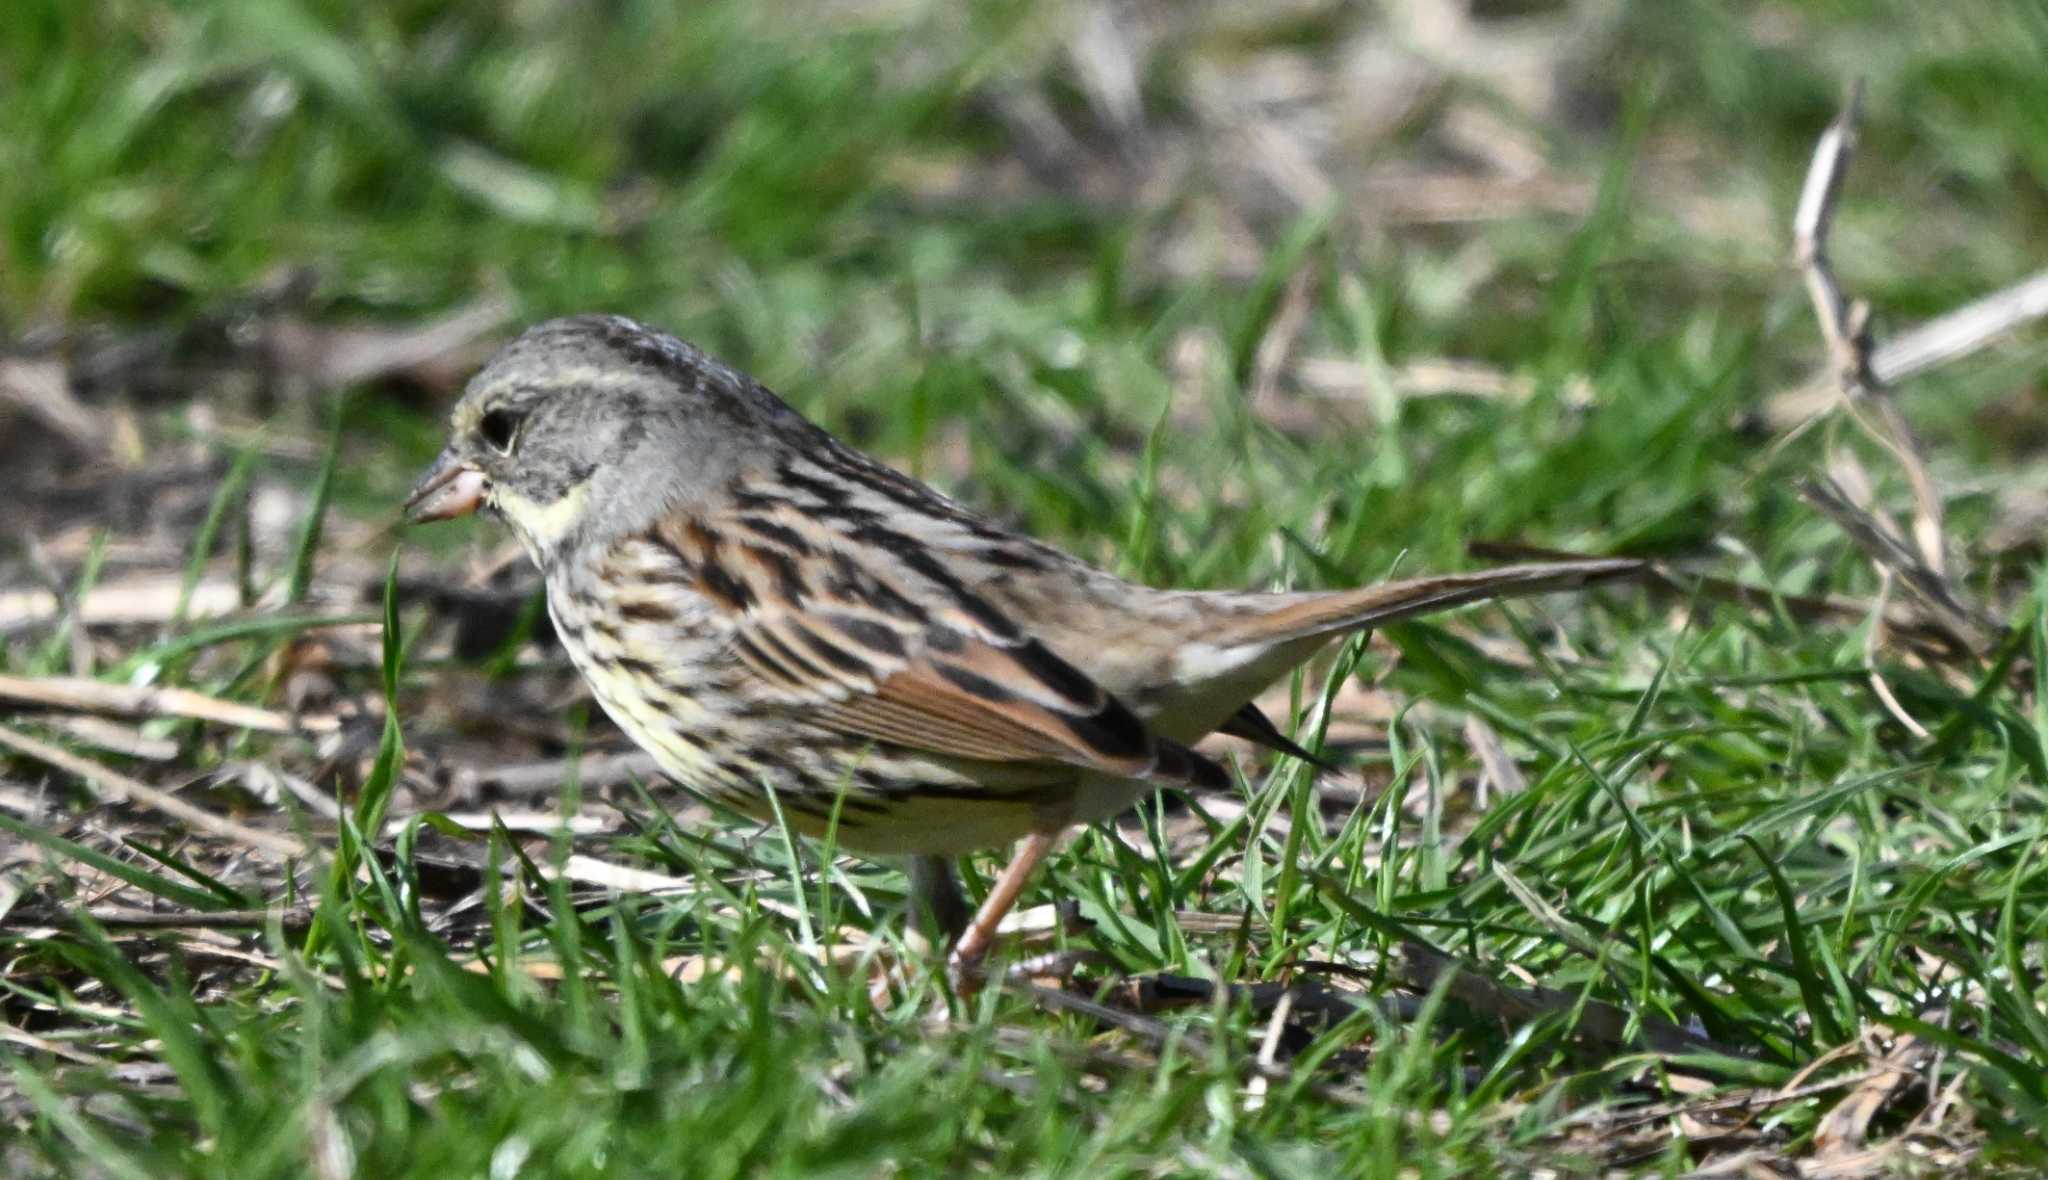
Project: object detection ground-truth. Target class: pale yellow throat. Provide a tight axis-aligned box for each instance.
[494,481,592,555]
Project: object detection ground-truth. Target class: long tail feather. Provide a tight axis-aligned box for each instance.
[1223,558,1645,647]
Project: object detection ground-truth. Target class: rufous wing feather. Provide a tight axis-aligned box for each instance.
[655,514,1231,793]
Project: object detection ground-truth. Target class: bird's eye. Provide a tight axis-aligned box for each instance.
[478,408,524,456]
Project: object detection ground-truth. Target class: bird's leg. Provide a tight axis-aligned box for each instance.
[907,854,970,947]
[947,829,1062,978]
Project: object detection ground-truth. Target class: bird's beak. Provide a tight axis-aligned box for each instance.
[404,450,488,523]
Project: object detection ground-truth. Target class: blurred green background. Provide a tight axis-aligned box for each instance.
[6,2,2048,1175]
[7,0,2044,586]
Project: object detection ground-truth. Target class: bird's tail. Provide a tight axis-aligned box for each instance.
[1213,558,1644,648]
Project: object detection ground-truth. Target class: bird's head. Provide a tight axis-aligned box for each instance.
[405,314,808,560]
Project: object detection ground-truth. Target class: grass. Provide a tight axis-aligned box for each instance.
[4,0,2048,1174]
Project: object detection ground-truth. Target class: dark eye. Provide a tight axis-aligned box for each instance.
[478,407,524,455]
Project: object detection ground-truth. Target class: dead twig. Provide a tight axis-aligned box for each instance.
[1787,83,2032,649]
[1870,269,2048,387]
[1798,478,1994,649]
[408,811,611,837]
[0,672,332,735]
[38,716,180,761]
[1859,571,1930,739]
[548,852,695,894]
[448,749,663,798]
[1792,82,1872,395]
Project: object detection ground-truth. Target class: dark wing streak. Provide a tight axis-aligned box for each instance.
[1219,703,1339,771]
[655,510,1226,792]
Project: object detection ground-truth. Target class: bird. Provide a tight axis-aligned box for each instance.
[406,314,1637,973]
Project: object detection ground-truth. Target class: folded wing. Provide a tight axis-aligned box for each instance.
[655,513,1232,793]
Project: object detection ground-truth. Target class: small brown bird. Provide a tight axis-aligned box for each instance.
[407,315,1634,972]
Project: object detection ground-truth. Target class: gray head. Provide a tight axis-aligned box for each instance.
[405,314,814,557]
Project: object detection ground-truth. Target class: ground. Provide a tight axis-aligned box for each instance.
[2,1,2046,1176]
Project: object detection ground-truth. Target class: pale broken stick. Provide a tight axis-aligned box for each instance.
[1791,82,1872,394]
[1868,269,2048,388]
[1790,81,1954,586]
[1788,83,2046,623]
[0,672,335,735]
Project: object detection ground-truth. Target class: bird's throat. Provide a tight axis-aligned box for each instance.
[496,481,594,562]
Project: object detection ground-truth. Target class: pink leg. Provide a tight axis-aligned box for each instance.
[947,829,1062,975]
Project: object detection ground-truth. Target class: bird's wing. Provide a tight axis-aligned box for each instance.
[652,513,1230,792]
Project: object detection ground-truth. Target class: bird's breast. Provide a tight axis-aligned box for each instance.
[542,544,745,790]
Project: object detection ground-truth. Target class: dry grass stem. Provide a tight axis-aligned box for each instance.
[0,721,302,857]
[0,672,327,735]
